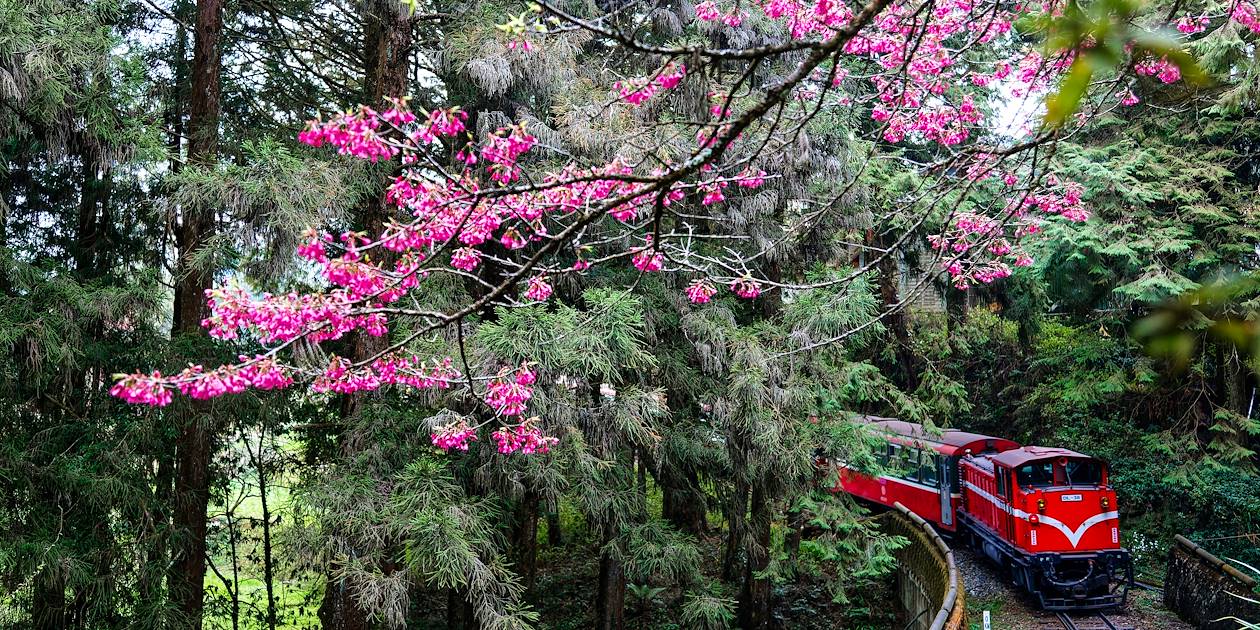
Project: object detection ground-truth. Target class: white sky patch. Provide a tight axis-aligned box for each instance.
[992,79,1044,140]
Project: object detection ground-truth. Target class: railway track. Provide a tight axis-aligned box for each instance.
[1042,611,1135,630]
[1132,577,1165,593]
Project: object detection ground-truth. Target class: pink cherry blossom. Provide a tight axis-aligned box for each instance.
[1176,14,1209,34]
[491,417,558,454]
[686,281,717,304]
[632,249,664,272]
[1135,56,1181,84]
[701,182,727,206]
[731,278,762,299]
[1234,2,1260,32]
[113,0,1128,437]
[695,1,721,21]
[485,366,536,416]
[524,275,552,301]
[451,247,482,271]
[110,372,174,406]
[736,169,767,188]
[432,420,478,451]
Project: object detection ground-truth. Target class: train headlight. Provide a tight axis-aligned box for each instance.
[1101,496,1110,510]
[1029,514,1040,526]
[1037,498,1046,513]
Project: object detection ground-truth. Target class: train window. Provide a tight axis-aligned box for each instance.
[995,468,1007,499]
[920,453,939,487]
[1016,462,1055,488]
[1064,459,1102,486]
[901,448,920,480]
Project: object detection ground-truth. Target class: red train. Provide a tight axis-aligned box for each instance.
[831,417,1133,610]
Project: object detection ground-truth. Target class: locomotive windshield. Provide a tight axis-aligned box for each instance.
[1016,458,1104,489]
[1017,461,1055,487]
[1064,459,1103,485]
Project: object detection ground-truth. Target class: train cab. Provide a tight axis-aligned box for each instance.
[960,446,1132,610]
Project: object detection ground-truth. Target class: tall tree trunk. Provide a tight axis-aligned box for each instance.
[513,491,540,594]
[145,23,186,613]
[546,512,562,546]
[945,285,969,333]
[75,141,109,275]
[785,507,803,570]
[721,479,748,582]
[680,468,708,536]
[319,3,412,627]
[738,483,772,630]
[594,542,626,630]
[636,449,648,512]
[251,428,278,630]
[32,566,66,630]
[876,238,917,391]
[145,448,175,610]
[169,0,224,625]
[662,466,707,536]
[227,509,241,630]
[446,588,476,630]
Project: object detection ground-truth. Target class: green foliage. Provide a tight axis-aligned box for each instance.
[678,581,737,630]
[168,138,358,282]
[788,491,905,604]
[619,520,701,585]
[476,289,656,382]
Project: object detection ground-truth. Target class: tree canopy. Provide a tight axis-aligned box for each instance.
[2,0,1260,628]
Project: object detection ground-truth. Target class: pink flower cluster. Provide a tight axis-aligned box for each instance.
[485,366,536,416]
[432,419,477,451]
[491,418,559,454]
[481,123,537,184]
[310,355,459,395]
[877,95,982,145]
[110,372,175,406]
[201,287,387,345]
[299,101,467,163]
[1023,180,1090,223]
[451,247,481,271]
[695,1,722,21]
[701,182,727,206]
[731,278,763,299]
[761,0,855,37]
[614,63,687,106]
[693,0,1029,144]
[524,275,553,301]
[110,355,299,406]
[736,169,767,189]
[1233,2,1260,32]
[686,281,717,304]
[632,249,664,272]
[931,175,1090,288]
[1176,14,1209,34]
[965,262,1013,287]
[1134,56,1181,84]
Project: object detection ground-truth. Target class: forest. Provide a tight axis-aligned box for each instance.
[2,0,1259,628]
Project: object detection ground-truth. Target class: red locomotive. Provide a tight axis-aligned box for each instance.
[832,417,1133,610]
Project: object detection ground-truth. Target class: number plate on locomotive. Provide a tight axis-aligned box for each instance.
[1060,494,1082,502]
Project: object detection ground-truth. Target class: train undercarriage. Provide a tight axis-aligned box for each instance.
[959,512,1133,611]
